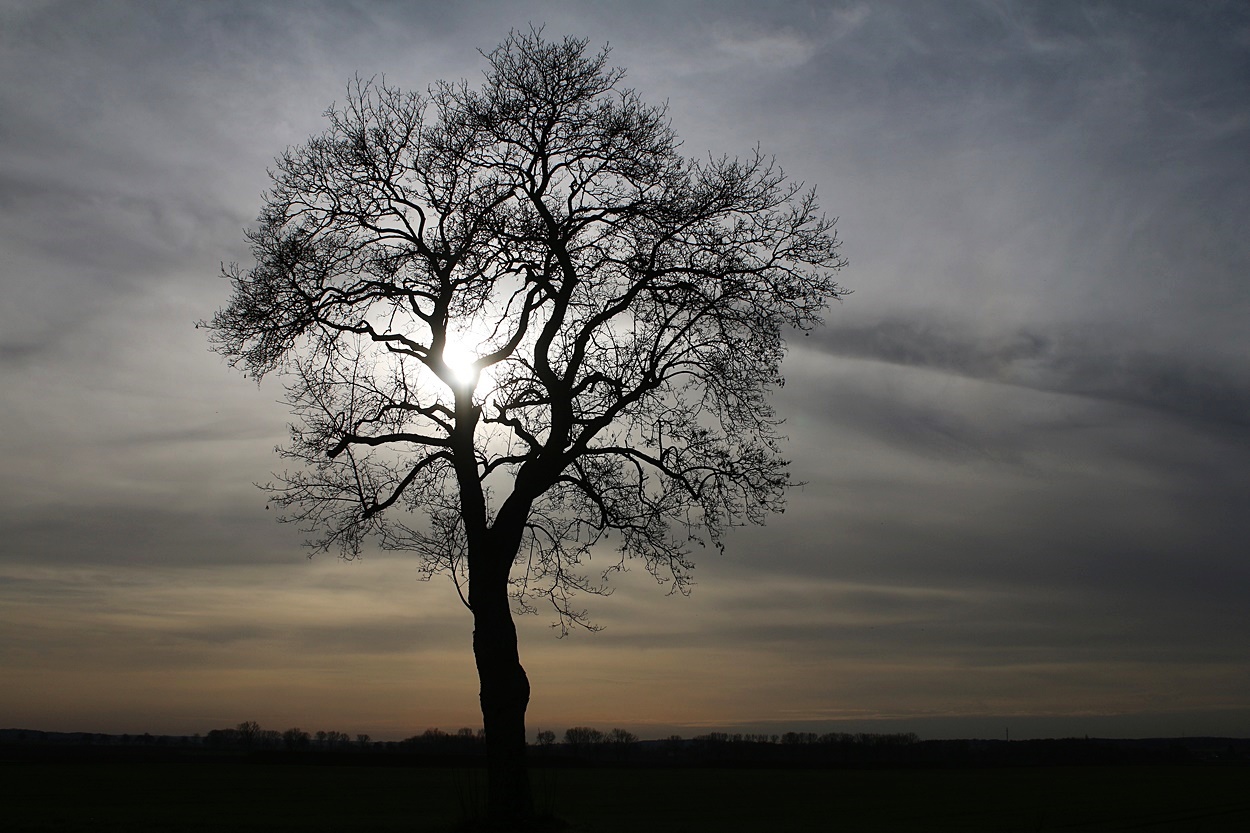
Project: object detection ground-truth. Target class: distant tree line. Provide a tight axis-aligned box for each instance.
[695,730,920,746]
[204,722,372,750]
[3,726,1242,767]
[524,728,925,764]
[669,730,923,765]
[399,727,486,752]
[2,723,918,757]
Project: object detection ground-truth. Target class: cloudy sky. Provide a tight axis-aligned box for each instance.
[2,0,1247,742]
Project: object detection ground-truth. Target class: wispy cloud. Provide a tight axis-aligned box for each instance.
[711,24,822,68]
[813,317,1250,431]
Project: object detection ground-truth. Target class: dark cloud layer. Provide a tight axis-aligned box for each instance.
[813,317,1250,430]
[1,0,1247,740]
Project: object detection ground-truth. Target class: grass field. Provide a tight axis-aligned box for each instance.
[3,761,1249,832]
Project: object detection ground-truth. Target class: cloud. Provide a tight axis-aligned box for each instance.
[0,338,46,366]
[711,24,822,69]
[811,318,1250,432]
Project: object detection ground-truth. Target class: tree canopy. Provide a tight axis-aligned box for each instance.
[209,32,845,627]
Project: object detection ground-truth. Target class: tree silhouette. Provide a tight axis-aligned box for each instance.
[563,726,605,752]
[235,720,261,748]
[282,727,311,750]
[206,28,845,828]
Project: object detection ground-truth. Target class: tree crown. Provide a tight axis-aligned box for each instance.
[207,29,847,631]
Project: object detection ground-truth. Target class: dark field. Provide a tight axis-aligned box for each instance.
[3,761,1249,832]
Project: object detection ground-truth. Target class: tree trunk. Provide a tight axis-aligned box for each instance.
[471,559,534,829]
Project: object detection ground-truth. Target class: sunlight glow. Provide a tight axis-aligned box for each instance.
[441,339,480,390]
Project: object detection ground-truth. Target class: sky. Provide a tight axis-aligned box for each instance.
[2,0,1248,742]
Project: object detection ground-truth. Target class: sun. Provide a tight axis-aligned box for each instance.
[439,321,508,396]
[441,338,480,389]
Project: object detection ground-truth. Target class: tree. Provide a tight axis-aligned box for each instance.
[235,720,261,748]
[282,727,311,750]
[562,725,606,749]
[609,728,638,760]
[205,28,845,829]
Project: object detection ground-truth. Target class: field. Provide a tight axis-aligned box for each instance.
[3,761,1249,832]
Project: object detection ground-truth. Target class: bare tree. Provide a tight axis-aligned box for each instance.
[206,28,845,828]
[282,727,311,750]
[609,728,638,760]
[562,726,605,748]
[235,720,261,748]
